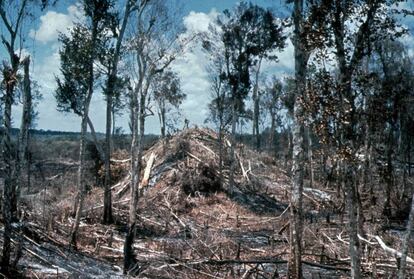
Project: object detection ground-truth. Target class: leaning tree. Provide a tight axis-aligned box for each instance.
[55,0,116,248]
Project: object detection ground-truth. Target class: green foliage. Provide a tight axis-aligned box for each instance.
[218,2,286,111]
[55,0,118,116]
[203,1,286,129]
[153,70,185,109]
[55,25,92,115]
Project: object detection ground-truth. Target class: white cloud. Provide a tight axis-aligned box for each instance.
[183,9,219,33]
[269,38,294,73]
[14,7,296,134]
[29,4,84,44]
[172,47,211,127]
[170,10,220,127]
[173,8,295,129]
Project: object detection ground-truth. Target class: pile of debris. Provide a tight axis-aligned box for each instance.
[81,128,345,278]
[12,128,414,278]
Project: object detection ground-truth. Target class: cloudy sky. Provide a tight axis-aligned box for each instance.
[0,0,293,134]
[1,0,413,134]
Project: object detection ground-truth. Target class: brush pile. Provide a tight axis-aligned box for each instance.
[10,128,414,278]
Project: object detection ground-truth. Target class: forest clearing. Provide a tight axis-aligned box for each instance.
[2,128,413,278]
[1,0,414,278]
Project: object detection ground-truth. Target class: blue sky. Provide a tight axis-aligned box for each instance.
[0,0,293,134]
[2,1,413,134]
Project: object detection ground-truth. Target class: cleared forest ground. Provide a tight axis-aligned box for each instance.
[3,128,413,278]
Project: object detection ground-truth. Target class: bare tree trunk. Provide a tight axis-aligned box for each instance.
[112,108,116,143]
[383,128,393,218]
[229,100,237,195]
[16,56,32,202]
[305,126,314,188]
[103,95,113,224]
[27,147,31,193]
[252,58,262,150]
[270,114,276,159]
[124,86,139,274]
[69,113,89,248]
[288,1,307,278]
[408,143,412,176]
[289,100,305,279]
[124,87,146,274]
[218,122,224,187]
[398,191,414,279]
[1,74,15,271]
[86,116,104,161]
[160,107,166,138]
[346,164,361,278]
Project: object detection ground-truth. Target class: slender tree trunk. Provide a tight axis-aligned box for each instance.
[69,20,97,248]
[383,128,393,218]
[402,149,411,206]
[1,77,15,271]
[1,48,20,274]
[408,143,412,176]
[341,88,361,279]
[102,0,133,224]
[252,58,262,150]
[103,95,113,224]
[288,1,307,278]
[289,98,305,279]
[229,99,237,195]
[112,108,116,143]
[16,56,32,202]
[69,113,89,248]
[346,164,361,278]
[124,87,146,274]
[398,191,414,279]
[218,122,224,187]
[333,10,364,277]
[0,3,28,270]
[85,116,105,161]
[305,126,314,188]
[160,107,166,138]
[270,114,276,159]
[124,86,139,274]
[27,147,31,194]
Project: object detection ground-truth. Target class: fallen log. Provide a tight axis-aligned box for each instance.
[140,257,351,272]
[374,236,414,264]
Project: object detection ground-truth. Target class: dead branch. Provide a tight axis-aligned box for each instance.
[374,236,414,264]
[140,152,156,189]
